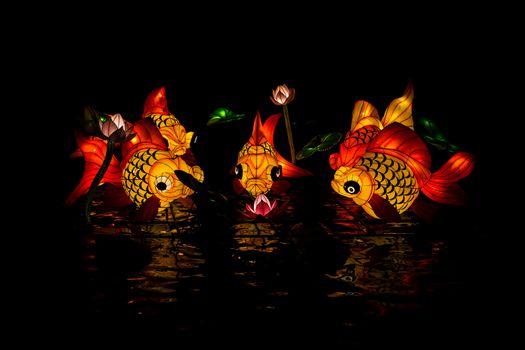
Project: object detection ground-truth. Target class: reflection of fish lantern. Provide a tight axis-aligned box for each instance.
[142,86,196,156]
[66,118,204,221]
[233,112,312,216]
[329,83,475,221]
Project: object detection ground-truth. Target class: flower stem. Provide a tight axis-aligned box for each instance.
[84,139,115,227]
[282,104,296,164]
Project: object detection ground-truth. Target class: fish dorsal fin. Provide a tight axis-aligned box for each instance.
[121,119,167,166]
[367,123,431,185]
[260,113,312,177]
[261,113,281,147]
[351,100,381,132]
[249,111,267,145]
[381,82,414,129]
[142,86,170,117]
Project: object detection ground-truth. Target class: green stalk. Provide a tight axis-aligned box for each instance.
[282,104,296,164]
[84,139,115,227]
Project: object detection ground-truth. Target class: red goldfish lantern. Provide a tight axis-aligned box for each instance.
[329,83,475,221]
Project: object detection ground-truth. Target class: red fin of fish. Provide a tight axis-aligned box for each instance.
[65,132,122,207]
[181,149,197,166]
[249,111,268,145]
[136,196,160,221]
[142,86,170,117]
[260,113,313,177]
[411,197,442,224]
[369,194,401,222]
[367,123,432,185]
[421,152,475,205]
[233,179,245,195]
[70,148,83,158]
[102,183,133,208]
[121,118,167,166]
[271,179,291,194]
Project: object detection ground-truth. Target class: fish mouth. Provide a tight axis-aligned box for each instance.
[245,179,272,197]
[246,193,277,217]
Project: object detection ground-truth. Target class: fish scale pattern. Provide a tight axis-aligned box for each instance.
[358,153,419,212]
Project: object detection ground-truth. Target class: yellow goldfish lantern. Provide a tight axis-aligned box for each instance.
[329,83,475,221]
[233,112,312,216]
[66,118,204,221]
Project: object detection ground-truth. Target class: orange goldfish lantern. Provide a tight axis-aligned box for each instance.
[329,83,475,221]
[66,118,204,221]
[233,112,312,216]
[142,87,196,157]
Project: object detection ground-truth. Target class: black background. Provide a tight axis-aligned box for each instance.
[18,9,507,344]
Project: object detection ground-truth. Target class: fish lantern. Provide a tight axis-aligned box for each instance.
[66,118,204,221]
[329,83,475,221]
[233,112,312,216]
[142,87,197,156]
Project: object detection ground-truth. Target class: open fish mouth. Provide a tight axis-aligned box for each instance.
[246,193,277,217]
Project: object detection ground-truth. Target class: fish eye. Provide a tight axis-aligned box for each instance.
[154,176,173,192]
[234,164,243,179]
[343,180,360,194]
[271,165,282,182]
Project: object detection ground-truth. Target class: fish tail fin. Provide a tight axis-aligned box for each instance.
[64,132,122,207]
[421,152,475,205]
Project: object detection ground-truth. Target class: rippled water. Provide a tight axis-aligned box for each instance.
[70,181,488,347]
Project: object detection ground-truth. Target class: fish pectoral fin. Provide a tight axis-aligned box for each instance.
[103,184,133,208]
[181,150,197,166]
[411,197,442,224]
[232,179,245,195]
[368,194,401,222]
[136,196,160,222]
[271,179,291,194]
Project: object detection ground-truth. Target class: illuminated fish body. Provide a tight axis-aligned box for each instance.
[296,132,342,160]
[207,107,245,126]
[233,112,312,216]
[329,83,475,221]
[142,87,196,156]
[121,150,203,211]
[66,118,204,220]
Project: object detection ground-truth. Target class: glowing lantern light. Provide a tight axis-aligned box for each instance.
[233,112,312,217]
[329,83,475,221]
[66,116,204,222]
[142,87,196,156]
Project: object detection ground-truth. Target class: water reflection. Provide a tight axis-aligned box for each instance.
[76,186,482,345]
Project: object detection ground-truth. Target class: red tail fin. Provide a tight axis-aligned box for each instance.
[421,152,475,205]
[65,132,122,207]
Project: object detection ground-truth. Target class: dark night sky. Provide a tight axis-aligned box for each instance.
[32,13,501,235]
[53,33,490,201]
[19,10,511,343]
